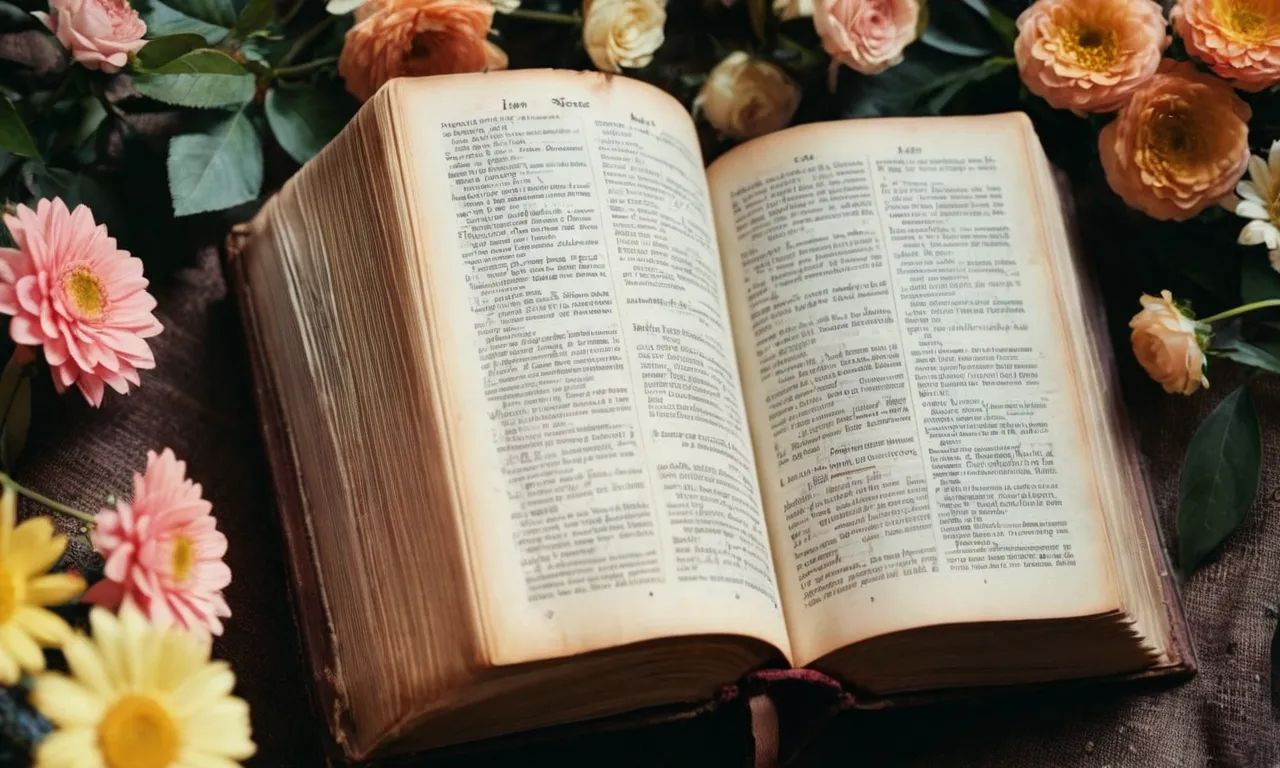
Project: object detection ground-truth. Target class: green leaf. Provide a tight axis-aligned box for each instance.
[0,2,44,30]
[162,0,236,26]
[231,0,273,38]
[133,49,255,108]
[0,351,29,472]
[922,56,1011,113]
[265,81,355,165]
[134,33,206,68]
[920,28,994,58]
[1242,252,1280,303]
[132,0,229,43]
[985,2,1018,48]
[167,107,263,216]
[1178,386,1262,576]
[0,98,38,159]
[240,35,289,67]
[747,0,768,42]
[1,377,30,471]
[1212,338,1280,374]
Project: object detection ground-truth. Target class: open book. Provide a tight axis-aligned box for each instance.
[228,69,1193,762]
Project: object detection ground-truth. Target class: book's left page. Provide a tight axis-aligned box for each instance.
[392,71,791,668]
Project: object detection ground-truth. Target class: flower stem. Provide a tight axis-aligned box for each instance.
[1200,299,1280,324]
[273,56,339,78]
[276,14,336,69]
[504,8,580,24]
[0,474,96,526]
[279,0,308,27]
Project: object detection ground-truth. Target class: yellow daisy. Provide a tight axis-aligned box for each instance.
[0,485,84,684]
[31,601,256,768]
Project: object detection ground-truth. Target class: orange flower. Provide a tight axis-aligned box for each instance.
[1099,60,1251,221]
[338,0,508,102]
[1172,0,1280,92]
[1129,290,1207,395]
[1015,0,1169,114]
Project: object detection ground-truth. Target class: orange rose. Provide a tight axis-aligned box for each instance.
[1129,290,1207,395]
[1172,0,1280,92]
[1099,60,1251,221]
[338,0,508,103]
[1014,0,1169,115]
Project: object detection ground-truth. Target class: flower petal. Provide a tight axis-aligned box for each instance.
[26,573,86,606]
[0,623,46,672]
[31,673,106,727]
[1250,154,1271,191]
[32,727,102,768]
[13,606,71,645]
[62,630,118,699]
[1237,180,1266,204]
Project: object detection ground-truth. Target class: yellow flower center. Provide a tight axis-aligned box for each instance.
[1213,0,1280,43]
[0,568,19,624]
[1059,23,1119,71]
[1146,107,1210,167]
[171,535,195,583]
[99,695,179,768]
[62,268,105,319]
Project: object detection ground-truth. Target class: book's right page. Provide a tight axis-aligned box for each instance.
[709,113,1124,667]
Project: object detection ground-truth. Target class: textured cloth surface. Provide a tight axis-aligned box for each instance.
[22,247,1280,768]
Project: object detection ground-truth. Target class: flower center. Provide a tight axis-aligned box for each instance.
[1147,108,1208,166]
[1060,23,1119,71]
[62,268,105,320]
[0,568,20,624]
[171,535,195,583]
[1213,0,1280,43]
[99,695,179,768]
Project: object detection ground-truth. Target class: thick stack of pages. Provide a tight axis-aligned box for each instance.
[230,69,1192,762]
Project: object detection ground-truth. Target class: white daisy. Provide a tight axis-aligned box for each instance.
[1222,140,1280,271]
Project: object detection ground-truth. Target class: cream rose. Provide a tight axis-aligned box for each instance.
[813,0,919,76]
[35,0,146,73]
[774,0,813,20]
[696,52,801,140]
[1129,290,1208,396]
[582,0,667,73]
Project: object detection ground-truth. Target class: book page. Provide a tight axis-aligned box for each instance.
[395,72,789,666]
[709,114,1120,666]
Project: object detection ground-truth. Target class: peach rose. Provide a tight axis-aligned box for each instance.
[1099,60,1251,221]
[1129,290,1207,395]
[338,0,508,102]
[34,0,146,73]
[696,52,801,139]
[813,0,919,76]
[1015,0,1169,115]
[582,0,667,73]
[1172,0,1280,92]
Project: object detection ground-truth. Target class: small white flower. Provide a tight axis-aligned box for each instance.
[491,0,520,12]
[1222,140,1280,271]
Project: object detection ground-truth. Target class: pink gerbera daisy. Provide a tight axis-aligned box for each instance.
[0,198,162,407]
[84,449,233,636]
